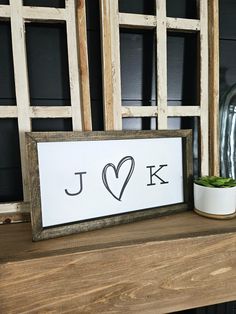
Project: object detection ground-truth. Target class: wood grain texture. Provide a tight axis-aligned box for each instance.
[194,208,236,220]
[121,106,201,118]
[0,202,29,214]
[22,6,66,21]
[65,0,83,131]
[77,0,92,131]
[208,0,219,176]
[199,0,209,175]
[168,106,201,117]
[166,17,200,31]
[0,211,30,224]
[156,0,168,129]
[0,106,17,117]
[100,0,122,130]
[118,14,201,32]
[29,106,72,118]
[100,0,114,130]
[1,211,236,313]
[119,13,156,29]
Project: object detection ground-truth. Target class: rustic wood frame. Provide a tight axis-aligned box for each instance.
[26,130,193,241]
[100,0,219,177]
[0,0,92,222]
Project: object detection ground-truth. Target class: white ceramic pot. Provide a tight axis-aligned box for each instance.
[194,183,236,217]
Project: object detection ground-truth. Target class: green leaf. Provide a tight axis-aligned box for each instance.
[194,176,236,188]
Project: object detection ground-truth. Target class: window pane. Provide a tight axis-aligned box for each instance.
[0,119,23,202]
[120,29,156,103]
[0,22,16,106]
[167,32,198,104]
[122,117,156,130]
[168,117,199,177]
[23,0,65,8]
[166,0,197,19]
[26,23,70,106]
[31,118,72,131]
[119,0,155,15]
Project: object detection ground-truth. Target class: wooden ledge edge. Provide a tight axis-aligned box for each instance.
[1,211,236,263]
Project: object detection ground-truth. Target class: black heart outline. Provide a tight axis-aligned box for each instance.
[102,156,135,201]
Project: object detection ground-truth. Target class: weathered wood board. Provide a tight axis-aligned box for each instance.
[1,211,236,313]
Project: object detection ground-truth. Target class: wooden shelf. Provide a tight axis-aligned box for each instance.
[1,211,236,313]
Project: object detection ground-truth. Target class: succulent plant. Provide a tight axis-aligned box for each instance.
[194,176,236,188]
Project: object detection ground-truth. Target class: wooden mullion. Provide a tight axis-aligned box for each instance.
[119,13,156,29]
[65,0,83,130]
[76,0,92,131]
[100,0,122,130]
[121,106,157,118]
[10,0,31,201]
[156,0,168,129]
[208,0,219,176]
[0,202,29,214]
[199,0,209,175]
[166,17,200,32]
[22,6,66,21]
[121,106,202,118]
[167,106,201,117]
[0,202,30,224]
[0,5,10,19]
[0,106,17,118]
[29,106,72,118]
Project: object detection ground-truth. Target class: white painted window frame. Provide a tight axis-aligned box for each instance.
[0,0,92,222]
[100,0,219,177]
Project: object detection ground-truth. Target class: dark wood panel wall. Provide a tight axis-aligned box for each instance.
[0,0,235,311]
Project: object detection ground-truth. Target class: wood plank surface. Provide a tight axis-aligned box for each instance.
[1,211,236,313]
[29,106,72,118]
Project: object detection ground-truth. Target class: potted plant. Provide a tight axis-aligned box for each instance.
[194,176,236,219]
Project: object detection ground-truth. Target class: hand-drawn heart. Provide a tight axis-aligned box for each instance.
[102,156,135,201]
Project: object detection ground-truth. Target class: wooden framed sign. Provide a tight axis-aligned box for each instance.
[26,130,193,241]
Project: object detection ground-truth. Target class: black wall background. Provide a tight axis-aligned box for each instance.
[0,0,235,312]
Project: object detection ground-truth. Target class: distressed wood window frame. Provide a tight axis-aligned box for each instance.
[0,0,92,222]
[100,0,219,177]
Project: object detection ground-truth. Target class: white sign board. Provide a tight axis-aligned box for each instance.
[27,131,192,240]
[38,137,183,227]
